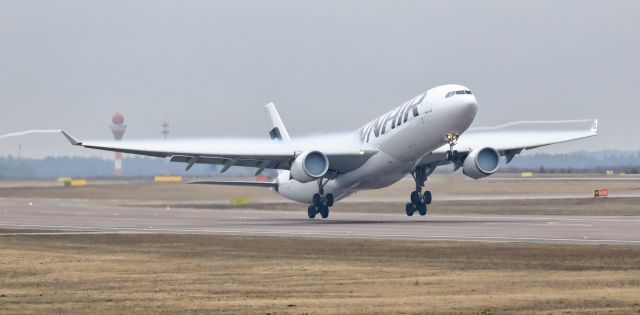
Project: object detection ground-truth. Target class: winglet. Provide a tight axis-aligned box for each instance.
[591,119,599,134]
[61,130,82,145]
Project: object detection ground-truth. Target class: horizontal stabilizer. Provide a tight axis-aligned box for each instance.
[188,180,278,188]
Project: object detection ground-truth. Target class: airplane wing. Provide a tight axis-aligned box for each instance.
[418,119,599,167]
[60,131,377,175]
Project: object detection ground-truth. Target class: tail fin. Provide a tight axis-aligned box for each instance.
[263,103,291,181]
[263,102,291,142]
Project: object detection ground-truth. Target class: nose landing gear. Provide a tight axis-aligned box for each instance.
[444,132,460,161]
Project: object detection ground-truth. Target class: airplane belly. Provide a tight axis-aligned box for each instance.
[277,180,353,204]
[277,150,412,203]
[335,151,413,190]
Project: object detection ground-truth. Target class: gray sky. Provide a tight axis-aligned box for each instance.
[1,0,638,158]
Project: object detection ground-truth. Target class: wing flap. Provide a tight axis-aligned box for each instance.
[170,155,285,171]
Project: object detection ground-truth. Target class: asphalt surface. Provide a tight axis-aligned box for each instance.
[0,198,639,245]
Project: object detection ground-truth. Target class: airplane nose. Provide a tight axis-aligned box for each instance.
[457,94,478,118]
[465,95,478,114]
[437,94,477,133]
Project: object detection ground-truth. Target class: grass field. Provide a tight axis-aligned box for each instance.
[2,233,640,314]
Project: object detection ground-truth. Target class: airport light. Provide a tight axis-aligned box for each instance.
[110,113,127,176]
[162,121,170,140]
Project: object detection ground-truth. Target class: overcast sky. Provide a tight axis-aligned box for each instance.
[0,0,638,158]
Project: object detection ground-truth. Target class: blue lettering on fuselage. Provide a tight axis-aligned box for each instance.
[360,93,426,143]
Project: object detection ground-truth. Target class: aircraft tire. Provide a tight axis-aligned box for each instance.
[422,191,432,205]
[325,193,334,207]
[405,203,415,216]
[308,205,317,219]
[319,205,329,219]
[410,191,421,205]
[417,203,427,216]
[312,193,322,207]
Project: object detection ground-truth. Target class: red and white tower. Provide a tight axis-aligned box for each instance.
[110,113,127,176]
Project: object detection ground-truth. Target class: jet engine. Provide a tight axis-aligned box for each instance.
[290,150,329,183]
[462,147,501,179]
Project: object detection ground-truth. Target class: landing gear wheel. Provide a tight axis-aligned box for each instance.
[307,205,317,219]
[312,193,322,207]
[422,191,432,205]
[410,191,421,205]
[325,193,334,207]
[406,164,437,217]
[417,203,427,216]
[319,205,329,219]
[405,203,415,216]
[312,179,333,219]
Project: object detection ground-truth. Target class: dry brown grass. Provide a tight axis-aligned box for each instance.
[1,234,640,314]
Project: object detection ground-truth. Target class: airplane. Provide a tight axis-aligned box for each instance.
[60,84,599,219]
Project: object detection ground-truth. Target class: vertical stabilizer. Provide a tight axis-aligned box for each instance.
[263,103,291,181]
[264,102,291,142]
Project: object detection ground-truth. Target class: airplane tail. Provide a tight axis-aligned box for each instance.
[263,103,291,180]
[264,102,291,142]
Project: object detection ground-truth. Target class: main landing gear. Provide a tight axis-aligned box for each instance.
[405,165,435,217]
[308,179,334,219]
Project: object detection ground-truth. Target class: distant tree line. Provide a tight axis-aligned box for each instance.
[501,150,640,174]
[0,156,261,179]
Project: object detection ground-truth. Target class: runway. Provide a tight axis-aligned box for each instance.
[1,198,639,245]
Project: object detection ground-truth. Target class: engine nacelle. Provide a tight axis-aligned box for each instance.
[462,147,501,179]
[290,150,329,183]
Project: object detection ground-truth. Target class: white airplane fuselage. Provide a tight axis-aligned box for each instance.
[277,84,478,204]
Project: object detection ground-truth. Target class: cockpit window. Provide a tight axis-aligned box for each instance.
[446,90,472,98]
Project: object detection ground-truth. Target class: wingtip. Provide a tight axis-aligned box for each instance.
[60,130,82,145]
[591,119,599,134]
